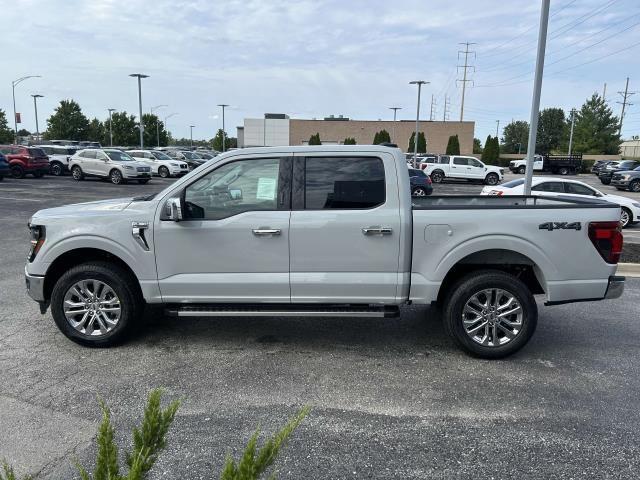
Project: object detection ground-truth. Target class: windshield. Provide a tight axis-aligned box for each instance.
[502,179,525,188]
[106,150,134,161]
[182,151,200,160]
[152,151,173,160]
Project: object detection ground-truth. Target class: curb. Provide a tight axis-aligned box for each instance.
[617,263,640,278]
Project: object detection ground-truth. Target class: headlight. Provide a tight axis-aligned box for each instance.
[123,165,134,170]
[170,162,179,166]
[28,224,45,262]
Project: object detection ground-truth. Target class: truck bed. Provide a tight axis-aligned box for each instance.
[411,195,616,209]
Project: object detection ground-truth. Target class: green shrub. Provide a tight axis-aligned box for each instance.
[0,462,32,480]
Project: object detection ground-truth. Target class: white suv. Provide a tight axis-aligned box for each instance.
[36,145,79,176]
[127,150,189,178]
[69,149,152,185]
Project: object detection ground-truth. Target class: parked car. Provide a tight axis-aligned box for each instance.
[599,160,640,185]
[77,141,102,149]
[481,177,640,228]
[408,168,433,196]
[591,160,613,175]
[424,154,504,185]
[68,149,152,184]
[0,152,10,180]
[508,154,583,175]
[36,145,78,176]
[164,150,207,170]
[197,152,217,160]
[127,150,189,177]
[25,146,624,359]
[610,166,640,193]
[0,145,49,178]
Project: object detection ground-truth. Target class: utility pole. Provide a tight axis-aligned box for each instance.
[442,96,450,121]
[602,82,607,102]
[495,119,500,138]
[150,104,167,147]
[429,94,437,121]
[524,0,550,195]
[11,75,41,144]
[108,108,116,147]
[31,94,43,139]
[457,42,476,122]
[217,104,229,152]
[164,113,178,145]
[389,107,401,143]
[617,77,635,137]
[568,108,576,155]
[409,81,429,168]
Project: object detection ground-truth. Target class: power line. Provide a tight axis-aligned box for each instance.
[457,42,476,121]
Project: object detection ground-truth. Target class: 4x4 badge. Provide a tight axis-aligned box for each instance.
[539,222,581,231]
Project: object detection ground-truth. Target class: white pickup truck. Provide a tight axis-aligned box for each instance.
[25,146,625,358]
[423,155,504,185]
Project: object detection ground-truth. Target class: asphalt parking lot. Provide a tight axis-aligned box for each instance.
[1,173,640,479]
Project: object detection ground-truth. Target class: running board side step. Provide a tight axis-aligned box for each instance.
[164,304,400,318]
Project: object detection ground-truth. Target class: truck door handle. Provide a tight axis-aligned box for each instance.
[252,228,281,236]
[362,226,393,236]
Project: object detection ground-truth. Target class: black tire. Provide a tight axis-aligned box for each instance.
[50,261,143,347]
[10,165,24,178]
[138,179,150,184]
[518,166,526,174]
[71,166,84,181]
[629,180,640,193]
[558,167,570,175]
[600,177,611,185]
[412,186,428,197]
[442,270,538,359]
[158,166,170,178]
[110,169,123,185]
[50,162,64,176]
[484,173,499,185]
[431,170,444,183]
[621,207,632,229]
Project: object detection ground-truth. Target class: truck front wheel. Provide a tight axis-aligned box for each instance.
[518,166,526,174]
[484,173,499,185]
[50,261,143,347]
[442,270,538,359]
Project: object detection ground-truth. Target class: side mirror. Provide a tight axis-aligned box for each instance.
[166,198,183,221]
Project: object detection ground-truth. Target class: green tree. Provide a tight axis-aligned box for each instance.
[308,133,321,145]
[343,137,356,145]
[17,128,31,137]
[445,134,460,155]
[109,111,139,146]
[572,93,621,154]
[482,135,499,163]
[408,131,426,153]
[373,130,390,144]
[373,131,380,144]
[212,129,235,151]
[43,100,90,141]
[87,118,105,143]
[473,137,483,154]
[142,114,169,147]
[0,110,13,143]
[536,108,566,153]
[501,120,529,154]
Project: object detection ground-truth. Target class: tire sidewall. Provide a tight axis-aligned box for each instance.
[159,166,169,178]
[431,171,444,183]
[412,187,427,196]
[51,162,63,176]
[630,180,640,192]
[11,165,24,178]
[110,169,123,184]
[444,271,538,359]
[485,173,499,185]
[621,207,631,228]
[518,166,526,174]
[72,166,83,180]
[50,263,140,346]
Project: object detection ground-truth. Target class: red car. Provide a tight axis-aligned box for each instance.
[0,145,49,178]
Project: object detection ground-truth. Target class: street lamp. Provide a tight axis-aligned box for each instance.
[107,108,116,147]
[164,113,178,145]
[12,75,41,143]
[31,94,44,139]
[129,73,149,148]
[389,107,402,143]
[409,80,429,168]
[189,125,195,149]
[151,104,168,147]
[217,104,229,152]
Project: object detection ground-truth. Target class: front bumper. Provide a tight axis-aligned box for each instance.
[610,179,630,187]
[25,266,45,302]
[604,275,625,299]
[123,171,152,179]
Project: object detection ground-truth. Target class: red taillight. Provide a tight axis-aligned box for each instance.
[426,176,432,184]
[588,221,623,264]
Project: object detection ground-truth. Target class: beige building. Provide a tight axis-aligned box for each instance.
[239,114,475,154]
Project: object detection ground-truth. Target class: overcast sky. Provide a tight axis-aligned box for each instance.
[2,0,639,145]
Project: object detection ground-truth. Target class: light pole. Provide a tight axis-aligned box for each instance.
[389,107,401,143]
[107,108,116,146]
[31,94,44,139]
[189,125,195,149]
[12,75,41,143]
[129,73,149,148]
[164,113,178,145]
[150,104,167,147]
[217,104,229,152]
[409,81,429,168]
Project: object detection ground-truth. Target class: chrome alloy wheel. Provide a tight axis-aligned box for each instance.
[462,288,523,347]
[63,279,121,336]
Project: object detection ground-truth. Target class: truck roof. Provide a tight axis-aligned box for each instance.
[224,145,403,156]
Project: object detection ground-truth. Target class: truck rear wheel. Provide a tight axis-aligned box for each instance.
[431,170,444,183]
[518,166,526,174]
[559,167,570,175]
[50,261,143,347]
[442,270,538,359]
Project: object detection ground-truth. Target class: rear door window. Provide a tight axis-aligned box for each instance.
[28,148,46,157]
[532,182,564,193]
[453,157,468,166]
[304,157,385,209]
